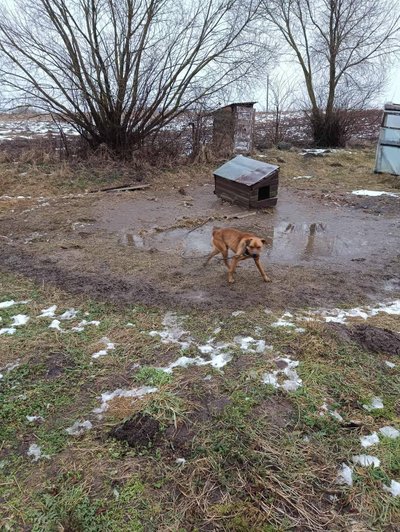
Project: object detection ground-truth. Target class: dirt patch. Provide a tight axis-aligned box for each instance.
[252,396,294,429]
[109,413,160,448]
[1,183,400,312]
[31,351,76,380]
[328,323,400,357]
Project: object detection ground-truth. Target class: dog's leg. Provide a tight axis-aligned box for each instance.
[221,247,229,268]
[203,246,220,267]
[254,256,271,282]
[227,255,240,283]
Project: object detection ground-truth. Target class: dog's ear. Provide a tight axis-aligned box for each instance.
[261,238,266,244]
[245,238,252,246]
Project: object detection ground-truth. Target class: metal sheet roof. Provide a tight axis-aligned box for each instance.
[213,155,279,186]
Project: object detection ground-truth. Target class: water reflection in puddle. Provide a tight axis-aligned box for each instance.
[119,221,359,264]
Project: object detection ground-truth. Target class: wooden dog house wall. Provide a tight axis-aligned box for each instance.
[213,155,279,209]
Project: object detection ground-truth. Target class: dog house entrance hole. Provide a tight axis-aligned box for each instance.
[258,185,271,200]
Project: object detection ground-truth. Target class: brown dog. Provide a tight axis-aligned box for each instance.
[204,227,271,284]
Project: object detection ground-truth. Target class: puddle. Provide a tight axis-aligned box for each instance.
[94,187,400,268]
[117,221,358,263]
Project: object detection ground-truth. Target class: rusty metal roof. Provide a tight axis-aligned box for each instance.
[213,155,279,186]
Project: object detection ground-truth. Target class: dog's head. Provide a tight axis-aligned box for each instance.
[244,237,266,258]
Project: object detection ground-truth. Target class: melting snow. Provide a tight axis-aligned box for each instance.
[379,426,399,439]
[10,314,29,326]
[337,463,353,486]
[385,361,396,368]
[71,319,100,332]
[59,308,79,320]
[263,357,302,392]
[271,313,305,332]
[234,336,270,353]
[360,432,380,448]
[49,319,62,331]
[309,300,400,324]
[65,420,93,436]
[0,299,29,309]
[0,327,16,335]
[363,397,384,411]
[93,386,158,415]
[39,305,57,318]
[383,480,400,497]
[176,457,186,465]
[149,312,191,350]
[293,175,313,180]
[27,444,49,461]
[351,190,398,198]
[318,402,344,422]
[26,415,44,423]
[92,337,115,358]
[232,310,245,317]
[352,455,381,468]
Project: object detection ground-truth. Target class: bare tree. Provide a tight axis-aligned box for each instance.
[265,74,296,145]
[0,0,265,155]
[261,0,400,146]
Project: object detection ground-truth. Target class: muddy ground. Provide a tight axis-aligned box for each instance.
[1,175,399,311]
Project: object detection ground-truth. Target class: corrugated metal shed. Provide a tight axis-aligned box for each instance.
[214,155,278,185]
[213,155,280,209]
[375,102,400,175]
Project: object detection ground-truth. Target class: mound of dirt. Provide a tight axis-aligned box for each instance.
[328,323,400,356]
[109,413,160,448]
[350,324,400,356]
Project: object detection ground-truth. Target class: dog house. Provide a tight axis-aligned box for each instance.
[375,103,400,175]
[213,155,279,208]
[212,102,256,156]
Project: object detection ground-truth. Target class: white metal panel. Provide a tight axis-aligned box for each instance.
[384,113,400,129]
[376,145,400,174]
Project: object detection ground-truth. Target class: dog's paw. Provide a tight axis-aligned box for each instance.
[263,277,272,283]
[228,278,235,284]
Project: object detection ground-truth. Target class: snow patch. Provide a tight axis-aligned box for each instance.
[308,300,400,324]
[385,360,396,368]
[337,463,353,486]
[234,336,271,353]
[351,190,398,197]
[27,444,49,461]
[26,415,44,423]
[10,314,29,326]
[363,396,384,411]
[49,319,62,331]
[360,432,380,448]
[39,305,57,318]
[176,457,187,466]
[293,175,313,180]
[59,308,79,320]
[263,357,302,392]
[231,310,245,317]
[379,426,399,439]
[149,312,191,350]
[352,455,381,467]
[93,386,158,415]
[92,337,115,358]
[66,420,93,436]
[0,299,29,309]
[0,327,16,335]
[71,319,100,332]
[383,480,400,497]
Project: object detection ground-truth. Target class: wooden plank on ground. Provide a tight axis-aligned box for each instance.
[90,183,150,193]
